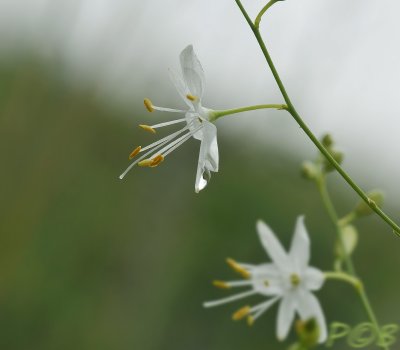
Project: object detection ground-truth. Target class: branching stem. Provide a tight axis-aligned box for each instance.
[234,0,400,238]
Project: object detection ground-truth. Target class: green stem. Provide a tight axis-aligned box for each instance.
[324,271,361,290]
[211,104,286,121]
[234,0,400,238]
[317,176,356,275]
[317,177,388,350]
[254,0,280,29]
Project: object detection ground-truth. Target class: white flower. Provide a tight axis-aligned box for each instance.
[204,216,327,343]
[119,45,218,193]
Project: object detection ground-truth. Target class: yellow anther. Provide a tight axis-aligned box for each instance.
[144,98,154,112]
[232,306,251,321]
[129,146,141,160]
[212,280,230,290]
[263,280,269,287]
[139,124,156,134]
[247,316,255,327]
[186,94,198,101]
[150,154,165,167]
[226,258,250,279]
[138,159,153,167]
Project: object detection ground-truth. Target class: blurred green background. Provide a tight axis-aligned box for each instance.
[0,55,399,350]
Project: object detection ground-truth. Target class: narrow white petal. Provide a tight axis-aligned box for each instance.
[296,290,327,343]
[303,267,325,291]
[179,45,205,99]
[256,220,289,271]
[195,122,219,193]
[289,216,310,272]
[168,68,191,107]
[203,290,256,308]
[277,294,296,341]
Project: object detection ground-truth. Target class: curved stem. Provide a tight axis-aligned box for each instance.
[234,0,400,238]
[211,104,286,121]
[324,271,361,290]
[255,0,279,29]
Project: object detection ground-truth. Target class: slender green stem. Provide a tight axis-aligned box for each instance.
[317,177,388,350]
[324,271,361,290]
[255,0,279,29]
[234,0,400,238]
[317,176,356,275]
[211,104,286,121]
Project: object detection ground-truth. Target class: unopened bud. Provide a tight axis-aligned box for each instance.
[301,161,319,180]
[321,134,334,148]
[354,190,384,217]
[335,225,358,258]
[295,318,320,348]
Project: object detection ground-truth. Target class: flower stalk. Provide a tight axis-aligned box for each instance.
[234,0,400,238]
[210,104,286,121]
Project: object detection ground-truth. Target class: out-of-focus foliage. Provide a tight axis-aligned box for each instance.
[0,57,399,350]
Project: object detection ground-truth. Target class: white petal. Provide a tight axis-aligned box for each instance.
[251,263,284,296]
[289,216,310,273]
[277,294,296,341]
[256,220,289,271]
[296,290,328,343]
[168,68,191,107]
[303,267,325,291]
[195,122,219,193]
[179,45,205,99]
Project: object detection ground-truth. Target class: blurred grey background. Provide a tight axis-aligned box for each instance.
[0,0,399,349]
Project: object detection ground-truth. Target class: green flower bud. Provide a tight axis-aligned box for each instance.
[321,134,334,148]
[354,190,384,217]
[335,225,358,258]
[301,161,319,180]
[295,318,320,348]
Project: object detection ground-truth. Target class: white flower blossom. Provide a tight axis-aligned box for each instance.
[204,216,327,343]
[119,45,218,193]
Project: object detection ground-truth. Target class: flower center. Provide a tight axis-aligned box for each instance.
[290,273,301,287]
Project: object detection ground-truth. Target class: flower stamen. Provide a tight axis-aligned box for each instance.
[129,146,142,160]
[226,258,251,279]
[138,159,154,167]
[144,98,154,112]
[232,306,251,321]
[186,94,198,102]
[139,124,156,134]
[247,316,255,326]
[213,280,231,290]
[150,154,164,167]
